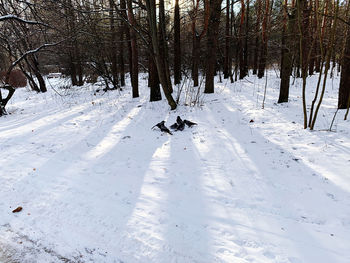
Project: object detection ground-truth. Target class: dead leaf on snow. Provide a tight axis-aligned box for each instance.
[12,206,22,213]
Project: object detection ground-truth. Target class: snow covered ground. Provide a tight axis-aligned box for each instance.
[0,72,349,263]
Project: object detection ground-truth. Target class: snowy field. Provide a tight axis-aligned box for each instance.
[0,72,349,263]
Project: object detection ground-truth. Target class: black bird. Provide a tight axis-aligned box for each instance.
[184,119,197,127]
[170,116,185,131]
[152,121,173,135]
[175,116,185,131]
[176,116,184,124]
[170,123,178,130]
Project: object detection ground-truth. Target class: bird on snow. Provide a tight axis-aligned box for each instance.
[175,116,185,131]
[152,121,173,135]
[170,122,178,130]
[170,116,185,131]
[184,119,197,127]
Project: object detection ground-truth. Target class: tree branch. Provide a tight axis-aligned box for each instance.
[0,14,49,27]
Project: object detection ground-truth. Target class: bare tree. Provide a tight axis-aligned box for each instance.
[204,0,224,93]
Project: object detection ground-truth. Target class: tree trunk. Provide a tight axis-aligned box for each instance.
[258,0,270,79]
[279,3,295,103]
[297,0,309,128]
[174,0,181,85]
[223,0,230,79]
[69,53,78,86]
[308,0,317,76]
[119,0,128,87]
[204,0,223,94]
[310,0,339,130]
[149,53,162,101]
[146,0,176,109]
[192,35,200,87]
[191,0,209,87]
[119,22,126,87]
[127,0,139,98]
[243,0,250,76]
[253,0,261,75]
[0,86,15,116]
[229,0,234,82]
[239,0,246,79]
[0,90,4,116]
[120,0,133,90]
[31,56,47,93]
[21,69,40,92]
[338,20,350,109]
[159,0,172,93]
[109,0,119,89]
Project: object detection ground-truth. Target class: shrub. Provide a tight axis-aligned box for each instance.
[0,69,27,88]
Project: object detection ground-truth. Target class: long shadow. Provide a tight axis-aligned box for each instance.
[222,83,350,191]
[0,100,140,253]
[3,102,176,262]
[0,97,125,192]
[0,96,110,139]
[151,129,212,262]
[200,101,350,262]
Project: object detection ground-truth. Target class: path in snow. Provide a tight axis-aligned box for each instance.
[0,75,349,263]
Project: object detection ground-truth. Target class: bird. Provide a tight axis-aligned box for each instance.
[184,119,197,127]
[170,122,178,130]
[176,116,184,124]
[175,116,185,131]
[152,121,172,135]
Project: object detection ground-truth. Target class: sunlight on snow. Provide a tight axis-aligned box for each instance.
[191,124,260,261]
[84,106,142,160]
[0,98,105,139]
[125,139,171,251]
[303,162,350,193]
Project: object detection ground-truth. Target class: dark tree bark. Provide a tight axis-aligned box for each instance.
[146,0,176,109]
[75,46,83,86]
[119,0,128,87]
[223,0,230,79]
[68,52,78,85]
[109,0,119,89]
[338,21,350,109]
[253,0,261,75]
[0,70,17,116]
[229,0,234,82]
[149,53,162,101]
[119,22,126,87]
[127,0,139,98]
[174,0,181,85]
[159,0,172,93]
[192,35,200,87]
[278,2,295,103]
[0,90,4,116]
[243,0,250,77]
[308,0,318,76]
[204,0,224,94]
[191,0,209,87]
[239,0,246,79]
[0,86,15,116]
[65,0,83,86]
[232,8,239,81]
[257,0,270,79]
[315,40,321,73]
[297,0,309,128]
[120,0,133,90]
[20,67,40,92]
[30,56,47,93]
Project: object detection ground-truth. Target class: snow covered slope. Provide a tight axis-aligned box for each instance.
[0,73,349,263]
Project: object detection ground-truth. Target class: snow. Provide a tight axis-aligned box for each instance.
[0,73,349,263]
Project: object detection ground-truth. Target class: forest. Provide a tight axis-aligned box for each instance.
[0,0,350,262]
[0,0,349,124]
